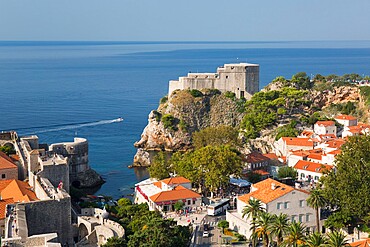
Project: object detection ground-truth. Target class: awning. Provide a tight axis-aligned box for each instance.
[230,177,251,187]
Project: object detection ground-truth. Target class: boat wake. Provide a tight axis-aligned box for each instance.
[14,118,124,134]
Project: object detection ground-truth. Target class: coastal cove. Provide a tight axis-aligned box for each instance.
[1,41,370,199]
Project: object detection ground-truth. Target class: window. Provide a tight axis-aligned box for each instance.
[306,214,311,222]
[299,214,304,222]
[284,202,290,209]
[193,200,195,205]
[314,176,319,181]
[188,200,191,205]
[226,76,229,79]
[1,174,5,179]
[277,202,282,210]
[299,200,305,207]
[291,215,296,222]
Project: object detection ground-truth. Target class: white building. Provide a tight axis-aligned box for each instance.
[314,121,337,136]
[294,160,333,182]
[274,137,314,157]
[226,179,318,238]
[335,115,358,127]
[135,176,201,212]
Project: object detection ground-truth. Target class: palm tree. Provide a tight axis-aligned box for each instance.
[242,198,265,247]
[283,222,306,247]
[305,232,327,247]
[326,231,349,247]
[307,189,326,233]
[271,213,290,246]
[254,212,274,247]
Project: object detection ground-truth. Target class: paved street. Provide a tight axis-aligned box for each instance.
[194,215,226,246]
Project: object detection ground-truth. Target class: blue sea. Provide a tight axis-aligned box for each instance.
[1,41,370,199]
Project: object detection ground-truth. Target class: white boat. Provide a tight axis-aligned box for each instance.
[116,117,124,122]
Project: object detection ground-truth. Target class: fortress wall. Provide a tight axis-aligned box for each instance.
[39,164,69,193]
[169,80,184,97]
[20,197,72,245]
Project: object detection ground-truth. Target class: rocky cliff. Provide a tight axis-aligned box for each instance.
[133,90,245,166]
[133,84,366,166]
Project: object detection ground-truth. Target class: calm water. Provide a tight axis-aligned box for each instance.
[1,41,370,199]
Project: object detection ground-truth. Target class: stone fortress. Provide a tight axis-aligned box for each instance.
[0,131,116,246]
[168,63,260,99]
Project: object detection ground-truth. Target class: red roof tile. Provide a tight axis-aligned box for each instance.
[282,137,314,147]
[0,151,18,170]
[238,179,294,204]
[315,121,335,127]
[160,177,191,185]
[262,153,279,160]
[0,198,14,219]
[149,185,201,203]
[335,115,357,121]
[245,152,270,163]
[294,160,333,174]
[349,238,370,247]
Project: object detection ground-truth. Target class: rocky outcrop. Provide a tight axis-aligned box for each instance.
[133,90,245,166]
[312,86,360,108]
[77,168,105,188]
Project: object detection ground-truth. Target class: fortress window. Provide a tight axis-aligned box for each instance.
[231,66,234,69]
[226,76,229,79]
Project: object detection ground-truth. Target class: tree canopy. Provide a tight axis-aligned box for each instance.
[109,202,191,247]
[192,125,240,149]
[321,135,370,221]
[172,145,243,196]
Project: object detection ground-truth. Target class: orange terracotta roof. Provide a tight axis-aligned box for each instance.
[307,153,322,161]
[319,134,337,139]
[160,177,191,185]
[149,185,201,203]
[238,179,294,204]
[325,139,346,149]
[349,238,370,247]
[245,152,270,163]
[153,181,162,189]
[282,137,314,147]
[9,154,20,162]
[0,198,14,219]
[315,121,335,127]
[335,114,357,121]
[0,151,18,170]
[300,130,314,137]
[327,150,341,155]
[294,160,333,174]
[0,180,38,202]
[262,153,278,160]
[290,150,310,157]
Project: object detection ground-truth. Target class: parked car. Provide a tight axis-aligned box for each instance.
[203,231,209,238]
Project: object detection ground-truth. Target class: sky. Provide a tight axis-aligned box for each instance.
[1,0,370,41]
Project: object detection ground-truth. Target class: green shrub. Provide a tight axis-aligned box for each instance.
[224,91,236,99]
[189,89,203,97]
[152,110,161,122]
[179,119,188,132]
[209,89,221,95]
[160,96,168,104]
[161,114,178,131]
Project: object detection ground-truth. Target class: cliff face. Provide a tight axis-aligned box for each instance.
[133,85,366,166]
[312,86,360,108]
[133,90,245,166]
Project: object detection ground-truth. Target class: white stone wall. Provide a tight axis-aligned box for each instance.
[336,119,357,127]
[168,63,259,99]
[314,125,337,136]
[267,190,317,231]
[287,155,304,167]
[297,169,324,182]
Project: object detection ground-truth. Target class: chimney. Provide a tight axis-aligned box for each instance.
[271,183,276,190]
